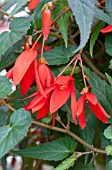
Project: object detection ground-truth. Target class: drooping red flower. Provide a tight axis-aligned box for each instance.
[34,57,54,97]
[28,0,40,10]
[50,75,77,124]
[101,24,112,33]
[7,49,37,96]
[42,8,52,41]
[24,85,55,119]
[77,91,110,129]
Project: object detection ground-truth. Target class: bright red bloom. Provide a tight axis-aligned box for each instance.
[101,24,112,33]
[42,8,52,41]
[7,49,37,96]
[50,75,77,124]
[24,85,55,119]
[77,92,110,129]
[28,0,40,10]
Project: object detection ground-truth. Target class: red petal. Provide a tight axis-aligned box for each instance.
[50,87,71,113]
[77,95,85,116]
[13,49,37,86]
[32,95,50,113]
[20,61,35,95]
[88,101,110,123]
[101,24,112,34]
[78,108,86,129]
[21,92,38,100]
[37,98,50,119]
[86,92,97,105]
[71,85,77,124]
[34,60,46,97]
[6,68,13,79]
[28,0,40,10]
[55,76,73,85]
[42,9,51,41]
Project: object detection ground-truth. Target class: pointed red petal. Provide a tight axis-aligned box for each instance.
[13,49,37,86]
[37,98,50,119]
[34,60,46,97]
[77,95,85,116]
[6,68,13,79]
[86,92,97,105]
[28,0,40,10]
[88,101,110,123]
[101,24,112,34]
[20,61,35,96]
[50,88,71,113]
[21,92,38,100]
[78,108,86,129]
[71,86,77,124]
[32,95,49,113]
[42,9,51,41]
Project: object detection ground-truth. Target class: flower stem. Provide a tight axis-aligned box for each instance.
[32,33,42,49]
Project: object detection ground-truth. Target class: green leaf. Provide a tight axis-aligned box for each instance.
[104,125,112,140]
[13,137,77,161]
[0,76,12,98]
[8,0,28,18]
[0,17,31,56]
[55,153,77,170]
[0,108,32,158]
[0,109,7,126]
[109,59,112,69]
[41,113,52,124]
[95,7,112,24]
[75,163,94,170]
[106,0,112,13]
[85,68,112,120]
[105,33,112,56]
[43,45,76,65]
[105,73,112,86]
[108,160,112,170]
[90,21,105,56]
[106,145,112,155]
[55,0,69,47]
[68,0,95,52]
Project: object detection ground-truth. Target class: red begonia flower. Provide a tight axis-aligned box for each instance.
[42,8,52,41]
[101,24,112,33]
[7,49,37,96]
[28,0,40,10]
[24,85,55,119]
[50,75,77,124]
[34,58,54,97]
[77,92,110,129]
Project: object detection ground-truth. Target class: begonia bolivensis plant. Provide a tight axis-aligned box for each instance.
[0,0,112,169]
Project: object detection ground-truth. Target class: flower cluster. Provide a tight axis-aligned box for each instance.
[6,1,110,129]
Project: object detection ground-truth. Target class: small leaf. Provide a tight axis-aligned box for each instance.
[108,160,112,170]
[41,113,52,124]
[106,145,112,155]
[105,33,112,56]
[68,0,95,52]
[90,21,105,56]
[43,45,76,65]
[106,0,112,13]
[109,59,112,69]
[0,17,31,56]
[55,0,69,47]
[104,125,112,140]
[13,137,77,161]
[8,0,28,19]
[55,153,77,170]
[0,76,12,98]
[0,108,32,158]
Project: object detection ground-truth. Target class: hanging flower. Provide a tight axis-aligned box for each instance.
[101,24,112,33]
[77,88,110,129]
[7,49,37,96]
[50,75,77,124]
[28,0,40,10]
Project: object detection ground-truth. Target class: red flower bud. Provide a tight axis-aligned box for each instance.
[28,0,40,10]
[42,9,52,41]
